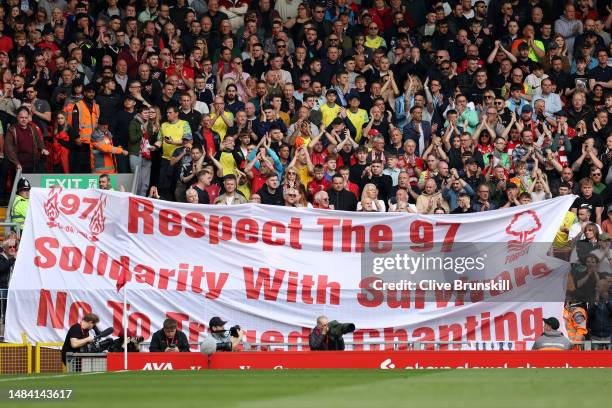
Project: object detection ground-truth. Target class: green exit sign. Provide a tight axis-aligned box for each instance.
[40,175,117,189]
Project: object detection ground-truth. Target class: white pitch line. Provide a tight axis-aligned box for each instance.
[0,370,129,382]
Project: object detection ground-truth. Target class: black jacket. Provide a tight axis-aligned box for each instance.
[587,301,612,339]
[257,186,285,206]
[327,188,357,211]
[309,327,345,351]
[149,329,190,352]
[0,253,15,289]
[360,174,393,203]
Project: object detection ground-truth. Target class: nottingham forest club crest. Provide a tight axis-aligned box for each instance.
[44,186,107,242]
[504,210,542,263]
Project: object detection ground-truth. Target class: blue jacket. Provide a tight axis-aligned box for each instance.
[442,183,475,211]
[246,148,283,178]
[402,120,432,156]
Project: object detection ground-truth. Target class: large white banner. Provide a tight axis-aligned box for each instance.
[6,188,575,349]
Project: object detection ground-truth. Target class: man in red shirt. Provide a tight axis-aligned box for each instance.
[339,166,360,198]
[166,52,195,90]
[0,21,13,53]
[398,139,424,188]
[307,164,330,202]
[118,36,145,78]
[4,107,49,172]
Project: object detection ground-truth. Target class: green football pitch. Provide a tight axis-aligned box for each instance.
[0,369,610,407]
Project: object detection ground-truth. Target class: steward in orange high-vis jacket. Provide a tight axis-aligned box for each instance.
[90,118,128,174]
[564,302,588,349]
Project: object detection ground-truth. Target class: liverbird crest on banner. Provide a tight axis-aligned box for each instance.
[89,195,107,240]
[44,186,62,226]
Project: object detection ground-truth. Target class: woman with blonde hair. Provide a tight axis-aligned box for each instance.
[357,183,386,212]
[51,111,76,174]
[282,166,304,192]
[149,106,162,136]
[552,34,569,57]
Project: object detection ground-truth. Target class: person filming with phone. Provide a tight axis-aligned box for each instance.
[149,318,190,352]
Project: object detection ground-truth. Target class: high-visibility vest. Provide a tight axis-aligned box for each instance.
[68,100,100,144]
[564,306,588,344]
[365,35,383,49]
[91,129,123,174]
[11,195,28,230]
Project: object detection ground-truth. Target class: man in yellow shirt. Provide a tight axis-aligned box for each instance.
[213,136,244,176]
[345,93,368,143]
[210,96,234,141]
[552,183,577,260]
[319,89,341,128]
[155,105,192,200]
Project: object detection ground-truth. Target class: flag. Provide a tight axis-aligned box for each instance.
[116,270,127,292]
[115,256,130,292]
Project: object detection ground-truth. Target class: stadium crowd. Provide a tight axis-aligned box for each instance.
[0,0,610,345]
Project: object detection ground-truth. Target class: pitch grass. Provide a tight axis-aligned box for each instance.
[0,369,610,408]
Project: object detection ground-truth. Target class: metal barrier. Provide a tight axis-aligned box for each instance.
[241,340,492,351]
[241,339,612,351]
[65,353,107,373]
[136,342,201,352]
[0,337,609,375]
[70,339,612,353]
[0,332,31,374]
[35,342,63,373]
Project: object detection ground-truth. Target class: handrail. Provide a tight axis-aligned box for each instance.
[4,168,22,238]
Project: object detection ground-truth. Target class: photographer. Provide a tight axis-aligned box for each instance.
[61,313,100,364]
[309,315,355,351]
[149,318,190,352]
[201,316,245,353]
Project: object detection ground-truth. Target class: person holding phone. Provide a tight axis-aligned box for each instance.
[154,105,192,200]
[149,318,190,352]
